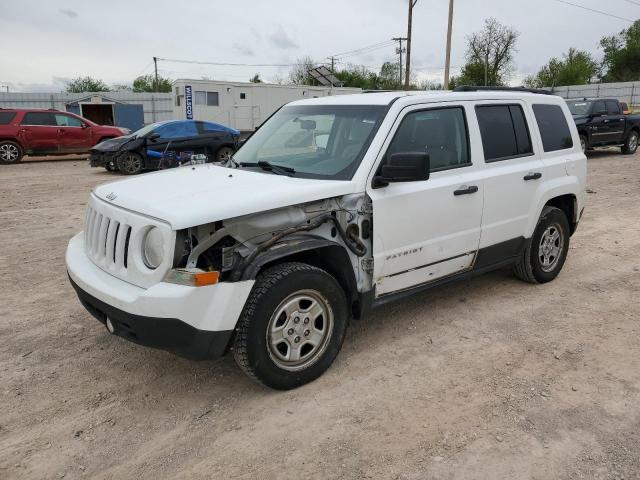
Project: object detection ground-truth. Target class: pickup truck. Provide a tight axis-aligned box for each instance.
[66,87,587,390]
[566,98,640,154]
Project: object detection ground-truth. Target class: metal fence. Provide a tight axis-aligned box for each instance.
[0,91,173,125]
[549,81,640,108]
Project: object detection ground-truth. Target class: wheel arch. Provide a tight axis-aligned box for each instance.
[544,194,577,235]
[239,238,361,319]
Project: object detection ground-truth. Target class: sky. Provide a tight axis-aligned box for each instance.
[0,0,638,92]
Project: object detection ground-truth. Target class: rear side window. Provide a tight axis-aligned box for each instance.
[605,100,621,115]
[475,105,533,162]
[21,112,56,126]
[0,111,16,124]
[386,106,471,172]
[532,104,574,152]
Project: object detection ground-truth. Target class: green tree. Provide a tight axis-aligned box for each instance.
[65,76,110,93]
[289,56,317,85]
[132,74,172,93]
[451,18,519,87]
[249,73,263,83]
[524,48,598,88]
[600,19,640,82]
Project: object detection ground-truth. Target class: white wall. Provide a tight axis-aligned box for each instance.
[172,80,361,131]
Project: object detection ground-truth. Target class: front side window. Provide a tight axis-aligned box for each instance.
[155,121,198,139]
[386,107,470,171]
[532,104,574,152]
[233,104,386,180]
[21,112,56,126]
[55,114,83,127]
[476,104,533,162]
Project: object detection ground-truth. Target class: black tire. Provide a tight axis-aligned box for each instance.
[116,152,143,175]
[513,206,571,284]
[579,135,588,154]
[104,159,118,172]
[0,140,24,164]
[215,146,235,162]
[233,262,348,390]
[621,130,639,154]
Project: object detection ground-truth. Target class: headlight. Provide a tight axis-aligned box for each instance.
[143,227,164,269]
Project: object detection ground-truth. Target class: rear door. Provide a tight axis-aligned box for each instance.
[604,100,626,143]
[18,112,58,152]
[474,101,545,255]
[55,113,93,152]
[367,102,485,296]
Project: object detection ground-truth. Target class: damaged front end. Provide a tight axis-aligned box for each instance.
[169,194,374,300]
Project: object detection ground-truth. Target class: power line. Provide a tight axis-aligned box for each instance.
[331,40,396,59]
[552,0,634,22]
[622,0,640,7]
[157,58,295,67]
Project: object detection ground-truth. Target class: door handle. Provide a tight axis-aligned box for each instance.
[453,185,478,196]
[603,119,610,123]
[523,172,542,181]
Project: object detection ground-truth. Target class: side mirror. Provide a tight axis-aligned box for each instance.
[81,123,89,129]
[373,152,430,188]
[147,132,161,141]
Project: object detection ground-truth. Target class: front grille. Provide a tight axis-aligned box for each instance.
[85,206,132,270]
[83,193,175,288]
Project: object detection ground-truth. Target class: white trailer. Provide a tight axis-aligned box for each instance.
[172,79,361,133]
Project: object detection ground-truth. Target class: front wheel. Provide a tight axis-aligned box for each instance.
[117,152,143,175]
[513,206,571,284]
[0,140,23,164]
[215,146,235,162]
[233,262,348,390]
[621,130,638,154]
[579,135,587,154]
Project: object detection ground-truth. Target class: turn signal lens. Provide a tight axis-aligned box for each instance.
[164,268,220,287]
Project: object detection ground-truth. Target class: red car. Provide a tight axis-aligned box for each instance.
[0,108,127,164]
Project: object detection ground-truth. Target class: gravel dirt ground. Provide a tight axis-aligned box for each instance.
[0,152,639,480]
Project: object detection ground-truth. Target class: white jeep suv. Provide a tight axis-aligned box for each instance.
[66,87,587,390]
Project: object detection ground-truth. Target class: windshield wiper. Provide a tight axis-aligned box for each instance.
[240,160,296,175]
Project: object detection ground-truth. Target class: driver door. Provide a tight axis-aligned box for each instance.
[366,103,484,296]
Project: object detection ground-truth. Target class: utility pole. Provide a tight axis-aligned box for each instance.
[443,0,455,89]
[405,0,418,90]
[153,56,159,92]
[392,37,407,88]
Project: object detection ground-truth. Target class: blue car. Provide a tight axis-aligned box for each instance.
[89,120,240,175]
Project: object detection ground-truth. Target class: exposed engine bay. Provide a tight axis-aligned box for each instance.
[172,194,374,292]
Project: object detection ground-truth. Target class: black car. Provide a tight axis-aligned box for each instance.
[89,120,240,174]
[566,98,640,154]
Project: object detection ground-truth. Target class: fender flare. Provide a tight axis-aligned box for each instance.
[239,236,352,281]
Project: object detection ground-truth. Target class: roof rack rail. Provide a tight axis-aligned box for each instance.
[453,85,554,95]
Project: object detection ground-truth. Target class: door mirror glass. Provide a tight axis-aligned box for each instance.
[147,132,161,141]
[374,152,430,188]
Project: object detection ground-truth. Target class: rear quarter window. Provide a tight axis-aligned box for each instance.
[0,112,16,125]
[532,104,574,152]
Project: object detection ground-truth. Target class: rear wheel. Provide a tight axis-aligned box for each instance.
[117,152,143,175]
[513,206,570,284]
[0,141,23,164]
[216,146,235,162]
[233,262,348,390]
[621,130,638,154]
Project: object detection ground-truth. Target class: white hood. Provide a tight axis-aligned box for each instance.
[93,164,357,230]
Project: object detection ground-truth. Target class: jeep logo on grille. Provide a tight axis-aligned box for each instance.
[105,192,117,201]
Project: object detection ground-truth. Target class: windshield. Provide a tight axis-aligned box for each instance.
[131,121,167,138]
[566,101,592,115]
[233,104,386,180]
